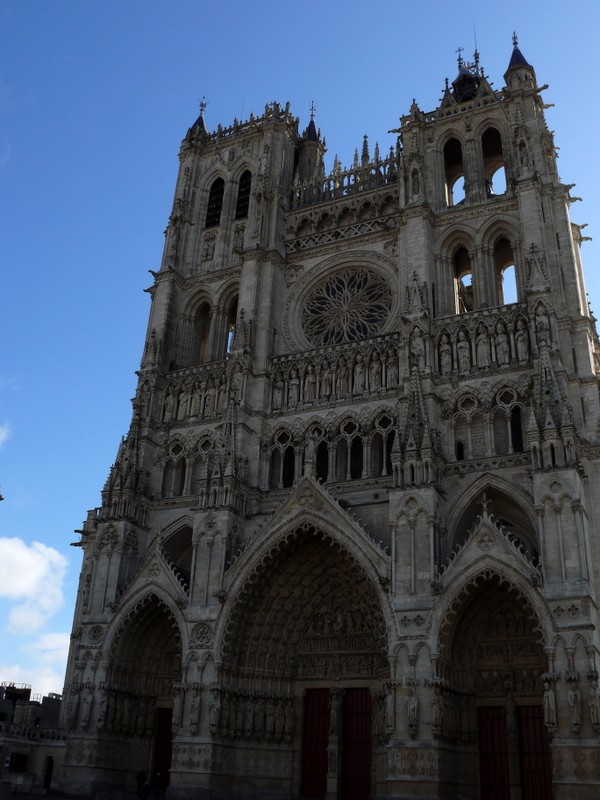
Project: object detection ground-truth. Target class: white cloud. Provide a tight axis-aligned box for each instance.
[0,660,66,699]
[0,421,11,449]
[0,538,68,633]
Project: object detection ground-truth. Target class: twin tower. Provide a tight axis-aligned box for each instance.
[62,41,600,800]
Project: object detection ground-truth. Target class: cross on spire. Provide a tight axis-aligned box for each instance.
[512,31,519,47]
[456,46,464,68]
[310,99,316,121]
[199,96,207,116]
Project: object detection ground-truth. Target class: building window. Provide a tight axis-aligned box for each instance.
[454,247,474,312]
[444,138,465,206]
[205,177,225,227]
[235,171,252,219]
[482,127,506,196]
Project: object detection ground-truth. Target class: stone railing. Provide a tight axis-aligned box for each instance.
[292,153,397,209]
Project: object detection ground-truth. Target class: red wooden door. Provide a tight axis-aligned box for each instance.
[518,706,553,800]
[341,688,372,800]
[478,706,510,800]
[301,689,330,799]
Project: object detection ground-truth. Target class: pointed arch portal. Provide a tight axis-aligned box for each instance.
[439,573,552,800]
[102,595,182,790]
[219,524,390,799]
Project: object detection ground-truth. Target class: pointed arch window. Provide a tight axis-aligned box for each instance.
[482,127,506,197]
[494,238,517,305]
[235,170,252,219]
[454,247,474,313]
[205,177,225,227]
[444,138,465,206]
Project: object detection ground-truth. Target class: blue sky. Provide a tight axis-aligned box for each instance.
[2,1,600,696]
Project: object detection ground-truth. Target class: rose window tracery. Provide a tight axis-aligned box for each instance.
[301,268,392,347]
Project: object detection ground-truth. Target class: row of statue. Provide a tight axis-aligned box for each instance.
[161,366,244,423]
[210,692,295,742]
[429,319,532,375]
[272,347,399,410]
[543,678,600,734]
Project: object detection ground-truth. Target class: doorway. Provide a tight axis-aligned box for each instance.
[300,688,372,800]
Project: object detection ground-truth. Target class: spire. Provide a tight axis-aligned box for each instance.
[504,33,535,84]
[304,99,319,141]
[190,96,208,134]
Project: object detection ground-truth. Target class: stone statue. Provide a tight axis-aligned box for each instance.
[217,374,228,412]
[476,325,490,368]
[457,331,471,372]
[536,308,550,347]
[410,328,425,371]
[353,354,366,393]
[329,690,342,735]
[206,378,218,415]
[589,681,600,726]
[543,681,557,728]
[369,351,382,390]
[567,682,581,731]
[189,382,202,417]
[177,383,191,420]
[162,389,176,422]
[272,370,284,410]
[288,369,300,407]
[495,322,510,365]
[515,319,530,362]
[386,348,399,388]
[320,360,332,399]
[305,431,317,464]
[304,364,317,402]
[336,357,349,399]
[439,334,452,375]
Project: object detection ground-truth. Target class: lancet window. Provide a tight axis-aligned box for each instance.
[444,137,465,206]
[161,442,187,498]
[493,237,517,305]
[269,430,296,489]
[205,177,225,227]
[482,127,506,196]
[454,247,474,312]
[235,170,252,219]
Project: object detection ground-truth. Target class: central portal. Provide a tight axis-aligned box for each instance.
[301,688,372,800]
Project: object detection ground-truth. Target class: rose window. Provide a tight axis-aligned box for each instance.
[301,268,392,347]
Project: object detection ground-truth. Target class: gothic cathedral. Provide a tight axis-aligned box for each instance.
[62,41,600,800]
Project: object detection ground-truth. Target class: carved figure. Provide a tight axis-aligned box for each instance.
[536,308,550,347]
[96,687,107,730]
[589,681,600,726]
[457,331,471,372]
[320,360,332,398]
[406,688,418,726]
[495,322,510,365]
[272,370,284,410]
[515,319,530,362]
[386,348,399,388]
[204,378,216,415]
[177,383,191,420]
[410,328,425,371]
[274,700,285,740]
[369,351,382,390]
[329,690,342,734]
[304,431,316,464]
[543,681,557,727]
[476,325,490,368]
[189,382,202,417]
[231,363,243,402]
[336,357,349,398]
[439,334,452,375]
[162,389,176,422]
[209,701,220,735]
[567,682,581,730]
[217,374,228,412]
[304,364,317,402]
[353,354,366,393]
[288,369,300,407]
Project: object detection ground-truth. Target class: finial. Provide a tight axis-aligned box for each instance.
[445,77,449,90]
[310,99,316,121]
[456,46,464,68]
[512,31,518,47]
[199,96,207,116]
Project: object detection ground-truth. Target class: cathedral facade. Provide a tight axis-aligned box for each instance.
[62,42,600,799]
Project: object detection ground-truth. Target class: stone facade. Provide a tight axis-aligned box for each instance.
[61,41,600,799]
